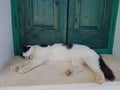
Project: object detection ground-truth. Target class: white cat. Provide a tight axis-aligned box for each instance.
[11,43,115,83]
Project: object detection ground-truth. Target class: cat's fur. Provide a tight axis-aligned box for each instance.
[11,43,115,83]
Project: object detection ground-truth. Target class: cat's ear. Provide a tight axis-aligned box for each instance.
[22,44,27,50]
[22,45,31,52]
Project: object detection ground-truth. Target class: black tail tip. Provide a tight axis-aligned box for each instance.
[105,71,115,81]
[99,55,115,81]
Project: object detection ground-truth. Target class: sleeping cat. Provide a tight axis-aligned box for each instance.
[11,43,115,83]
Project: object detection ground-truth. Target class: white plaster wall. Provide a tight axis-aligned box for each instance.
[113,2,120,58]
[0,0,14,70]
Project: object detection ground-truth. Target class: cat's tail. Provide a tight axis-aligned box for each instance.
[99,55,115,81]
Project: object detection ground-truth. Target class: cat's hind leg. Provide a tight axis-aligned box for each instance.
[65,60,84,76]
[71,59,84,74]
[83,56,105,84]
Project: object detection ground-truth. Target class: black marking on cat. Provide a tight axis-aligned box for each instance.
[39,45,49,47]
[99,55,115,81]
[22,45,31,53]
[20,45,31,59]
[63,43,73,49]
[39,43,54,47]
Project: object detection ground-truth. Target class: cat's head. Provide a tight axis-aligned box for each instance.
[22,45,34,60]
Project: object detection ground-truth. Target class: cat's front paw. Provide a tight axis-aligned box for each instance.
[10,64,20,72]
[65,68,73,76]
[17,68,26,74]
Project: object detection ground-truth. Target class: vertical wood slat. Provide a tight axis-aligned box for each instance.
[54,0,59,30]
[74,0,81,30]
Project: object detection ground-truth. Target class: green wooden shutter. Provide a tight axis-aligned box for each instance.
[68,0,114,49]
[18,0,68,45]
[11,0,119,54]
